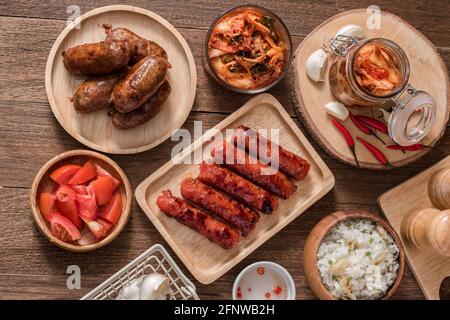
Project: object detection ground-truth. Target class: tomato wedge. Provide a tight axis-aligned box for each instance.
[55,198,83,229]
[55,185,77,202]
[90,176,114,206]
[82,217,113,240]
[50,164,81,185]
[38,192,55,222]
[95,164,121,191]
[76,185,98,220]
[100,191,122,225]
[49,213,81,242]
[68,160,97,185]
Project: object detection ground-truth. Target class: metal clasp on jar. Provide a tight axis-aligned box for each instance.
[329,35,358,57]
[392,84,418,110]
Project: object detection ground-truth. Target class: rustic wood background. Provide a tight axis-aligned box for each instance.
[0,0,449,300]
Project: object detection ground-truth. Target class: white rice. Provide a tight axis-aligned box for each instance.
[317,219,399,300]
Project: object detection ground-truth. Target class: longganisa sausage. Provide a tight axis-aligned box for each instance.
[211,140,297,199]
[62,40,131,76]
[112,56,170,113]
[71,72,124,113]
[103,24,168,64]
[198,162,278,214]
[232,125,311,181]
[111,80,171,129]
[156,190,240,249]
[180,177,259,236]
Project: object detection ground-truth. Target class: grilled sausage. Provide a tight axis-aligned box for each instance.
[103,24,168,64]
[180,178,259,236]
[211,140,297,199]
[156,190,240,249]
[71,73,124,113]
[198,162,278,214]
[112,56,169,113]
[62,40,131,76]
[232,126,311,180]
[112,81,171,129]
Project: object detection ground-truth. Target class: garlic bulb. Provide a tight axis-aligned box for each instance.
[335,24,366,40]
[379,108,391,123]
[139,273,170,300]
[305,48,328,82]
[324,101,349,121]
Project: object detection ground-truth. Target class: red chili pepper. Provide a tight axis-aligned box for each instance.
[357,137,392,166]
[257,267,265,275]
[386,144,429,151]
[355,115,388,133]
[265,292,271,299]
[331,118,359,167]
[273,286,283,295]
[349,113,385,145]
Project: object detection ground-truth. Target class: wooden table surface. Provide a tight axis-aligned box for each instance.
[0,0,449,300]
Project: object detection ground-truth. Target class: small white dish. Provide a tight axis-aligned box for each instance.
[232,261,296,300]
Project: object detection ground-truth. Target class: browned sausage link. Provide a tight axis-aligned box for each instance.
[112,81,171,129]
[112,56,169,113]
[62,40,131,76]
[103,24,168,64]
[232,126,311,181]
[180,177,259,236]
[198,162,278,214]
[71,73,124,113]
[211,140,297,199]
[156,190,240,249]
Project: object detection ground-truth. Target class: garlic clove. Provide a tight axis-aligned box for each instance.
[379,108,391,124]
[305,48,328,82]
[324,101,349,121]
[139,273,170,300]
[335,24,367,40]
[116,278,142,300]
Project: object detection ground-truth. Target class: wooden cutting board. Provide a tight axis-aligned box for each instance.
[135,93,335,284]
[292,9,449,169]
[378,155,450,300]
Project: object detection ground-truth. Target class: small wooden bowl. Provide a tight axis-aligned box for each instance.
[303,210,405,300]
[30,150,132,252]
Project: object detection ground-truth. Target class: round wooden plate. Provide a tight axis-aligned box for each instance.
[45,5,197,154]
[292,9,449,169]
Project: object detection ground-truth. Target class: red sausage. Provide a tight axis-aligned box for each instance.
[232,126,310,180]
[198,162,278,214]
[180,177,259,236]
[211,140,297,199]
[156,190,240,249]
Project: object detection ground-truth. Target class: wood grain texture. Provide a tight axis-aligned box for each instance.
[0,0,449,300]
[378,155,450,300]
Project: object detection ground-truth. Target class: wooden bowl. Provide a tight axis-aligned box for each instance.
[303,210,405,300]
[30,150,132,252]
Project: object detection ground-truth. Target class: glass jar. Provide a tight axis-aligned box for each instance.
[328,36,436,146]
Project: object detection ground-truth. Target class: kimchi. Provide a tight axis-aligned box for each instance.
[208,9,287,90]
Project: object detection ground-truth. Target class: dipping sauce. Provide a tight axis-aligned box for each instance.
[353,43,402,96]
[207,7,289,91]
[233,262,295,300]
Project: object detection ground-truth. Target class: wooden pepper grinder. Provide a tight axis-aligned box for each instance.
[401,208,450,256]
[428,168,450,209]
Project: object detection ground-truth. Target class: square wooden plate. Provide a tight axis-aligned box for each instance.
[135,94,335,284]
[378,155,450,300]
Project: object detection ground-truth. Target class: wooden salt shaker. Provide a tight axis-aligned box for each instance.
[401,208,450,256]
[428,168,450,209]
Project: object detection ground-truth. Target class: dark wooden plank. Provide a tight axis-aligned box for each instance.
[0,0,449,46]
[0,186,424,299]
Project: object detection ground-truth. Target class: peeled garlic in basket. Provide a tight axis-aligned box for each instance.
[116,273,170,300]
[305,48,328,82]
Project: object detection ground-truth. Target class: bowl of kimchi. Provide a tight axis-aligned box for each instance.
[205,5,292,94]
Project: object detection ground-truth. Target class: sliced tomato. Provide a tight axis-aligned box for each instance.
[71,185,88,195]
[55,198,83,229]
[95,164,121,191]
[76,185,98,220]
[100,191,122,225]
[82,217,113,240]
[90,176,114,206]
[38,192,55,222]
[49,213,81,242]
[54,185,77,202]
[49,164,81,185]
[68,160,97,185]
